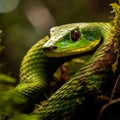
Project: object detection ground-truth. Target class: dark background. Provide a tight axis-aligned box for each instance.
[0,0,118,79]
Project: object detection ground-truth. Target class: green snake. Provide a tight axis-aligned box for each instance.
[1,22,119,119]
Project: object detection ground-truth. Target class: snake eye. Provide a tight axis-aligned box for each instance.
[71,29,80,41]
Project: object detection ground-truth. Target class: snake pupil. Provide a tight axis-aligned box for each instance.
[71,29,80,41]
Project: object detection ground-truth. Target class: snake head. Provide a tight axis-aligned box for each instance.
[42,23,105,57]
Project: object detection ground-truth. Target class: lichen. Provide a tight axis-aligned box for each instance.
[110,1,120,33]
[110,1,120,73]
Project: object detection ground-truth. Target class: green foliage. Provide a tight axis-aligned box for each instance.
[0,74,16,91]
[0,29,16,91]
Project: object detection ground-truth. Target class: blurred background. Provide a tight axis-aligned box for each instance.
[0,0,118,80]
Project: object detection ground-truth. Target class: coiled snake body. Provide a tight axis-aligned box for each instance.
[2,23,119,119]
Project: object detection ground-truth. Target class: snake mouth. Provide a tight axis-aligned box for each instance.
[42,45,76,57]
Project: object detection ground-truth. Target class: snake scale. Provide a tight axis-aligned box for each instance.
[1,22,119,120]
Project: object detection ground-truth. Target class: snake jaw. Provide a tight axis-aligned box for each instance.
[42,39,101,57]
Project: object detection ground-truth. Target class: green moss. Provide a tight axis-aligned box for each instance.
[110,1,120,72]
[110,1,120,32]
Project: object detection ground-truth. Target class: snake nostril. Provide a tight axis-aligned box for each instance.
[51,45,57,50]
[43,45,57,51]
